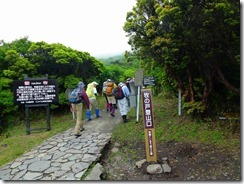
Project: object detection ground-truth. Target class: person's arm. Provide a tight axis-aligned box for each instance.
[93,87,98,96]
[123,86,130,97]
[81,90,90,109]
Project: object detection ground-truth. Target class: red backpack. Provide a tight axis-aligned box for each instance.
[112,85,124,99]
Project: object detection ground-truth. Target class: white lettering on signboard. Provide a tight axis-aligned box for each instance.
[16,85,56,103]
[143,92,153,128]
[148,130,154,156]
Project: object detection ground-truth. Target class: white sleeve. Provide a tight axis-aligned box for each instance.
[93,87,97,94]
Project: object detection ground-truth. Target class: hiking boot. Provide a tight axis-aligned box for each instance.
[80,128,85,132]
[123,119,128,123]
[75,134,81,138]
[111,113,115,117]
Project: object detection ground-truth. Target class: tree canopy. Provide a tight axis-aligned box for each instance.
[123,0,240,116]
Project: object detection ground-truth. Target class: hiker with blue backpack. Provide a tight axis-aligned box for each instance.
[69,81,90,138]
[86,81,100,121]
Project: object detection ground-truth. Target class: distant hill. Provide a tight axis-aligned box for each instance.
[98,54,126,65]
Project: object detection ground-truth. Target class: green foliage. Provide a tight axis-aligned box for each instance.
[182,101,206,116]
[64,75,82,89]
[0,38,105,132]
[0,37,139,132]
[99,54,140,83]
[123,0,240,117]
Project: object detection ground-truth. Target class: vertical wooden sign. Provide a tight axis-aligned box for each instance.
[141,89,157,162]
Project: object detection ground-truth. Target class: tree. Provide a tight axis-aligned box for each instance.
[123,0,240,116]
[0,38,105,132]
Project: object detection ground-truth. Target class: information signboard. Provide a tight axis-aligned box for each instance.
[141,89,157,162]
[13,79,58,105]
[143,76,155,86]
[134,69,144,86]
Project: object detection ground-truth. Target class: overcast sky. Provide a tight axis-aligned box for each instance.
[1,0,136,57]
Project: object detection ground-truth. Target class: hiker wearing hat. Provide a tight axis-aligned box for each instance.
[71,82,90,138]
[105,79,117,117]
[102,80,110,112]
[117,82,131,123]
[86,81,100,120]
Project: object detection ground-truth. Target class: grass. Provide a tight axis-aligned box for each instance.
[0,110,75,167]
[111,94,240,153]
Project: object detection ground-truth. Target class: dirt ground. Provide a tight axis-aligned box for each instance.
[100,140,241,181]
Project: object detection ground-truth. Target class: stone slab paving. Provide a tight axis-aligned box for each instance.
[0,109,122,181]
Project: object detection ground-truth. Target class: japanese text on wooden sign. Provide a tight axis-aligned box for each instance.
[142,90,154,128]
[13,79,58,105]
[141,89,157,162]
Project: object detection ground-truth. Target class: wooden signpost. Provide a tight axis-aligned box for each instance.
[141,88,157,162]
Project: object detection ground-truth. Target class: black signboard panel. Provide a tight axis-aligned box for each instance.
[13,79,58,105]
[143,76,155,86]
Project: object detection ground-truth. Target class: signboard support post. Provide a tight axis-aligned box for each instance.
[134,69,144,123]
[178,89,182,116]
[141,89,157,162]
[136,86,141,122]
[46,104,51,131]
[25,105,30,135]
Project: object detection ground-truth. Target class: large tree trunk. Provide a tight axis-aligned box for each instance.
[202,76,213,108]
[166,64,186,93]
[215,62,240,94]
[187,69,195,102]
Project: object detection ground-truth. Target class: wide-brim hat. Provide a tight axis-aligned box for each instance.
[78,81,85,88]
[92,81,98,85]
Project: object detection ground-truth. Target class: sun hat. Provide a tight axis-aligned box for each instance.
[92,81,98,85]
[78,81,85,89]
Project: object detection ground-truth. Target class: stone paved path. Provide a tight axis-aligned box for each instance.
[0,109,122,180]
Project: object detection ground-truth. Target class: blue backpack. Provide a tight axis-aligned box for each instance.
[69,88,82,104]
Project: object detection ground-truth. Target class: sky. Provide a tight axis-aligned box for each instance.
[1,0,136,57]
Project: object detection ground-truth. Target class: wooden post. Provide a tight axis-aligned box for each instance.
[141,89,157,162]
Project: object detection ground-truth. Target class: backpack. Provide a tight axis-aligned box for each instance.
[86,83,94,98]
[69,88,83,104]
[102,82,107,94]
[105,81,114,96]
[113,85,124,100]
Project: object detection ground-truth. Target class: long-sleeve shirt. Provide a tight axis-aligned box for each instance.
[79,89,90,109]
[121,85,130,97]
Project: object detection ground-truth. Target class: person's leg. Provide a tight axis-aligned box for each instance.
[110,97,117,117]
[118,98,129,123]
[74,103,83,136]
[87,98,96,121]
[94,99,100,118]
[105,95,110,112]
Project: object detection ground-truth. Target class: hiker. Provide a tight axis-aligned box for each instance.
[126,78,132,93]
[86,81,100,121]
[102,80,110,112]
[71,81,90,138]
[117,82,131,123]
[105,79,117,117]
